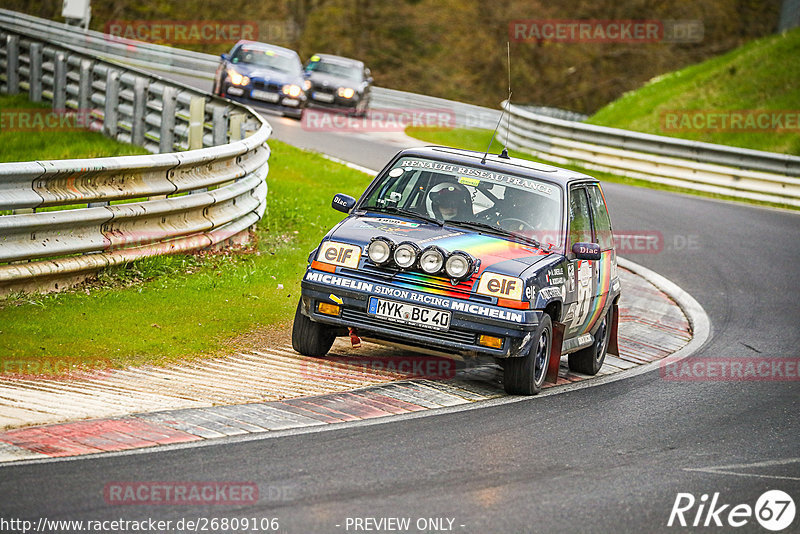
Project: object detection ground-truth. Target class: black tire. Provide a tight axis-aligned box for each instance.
[568,309,612,375]
[291,300,335,357]
[503,314,552,395]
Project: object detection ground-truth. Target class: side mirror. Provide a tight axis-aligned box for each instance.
[332,193,357,213]
[221,53,231,62]
[572,242,601,260]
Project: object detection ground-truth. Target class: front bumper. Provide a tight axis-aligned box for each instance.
[300,269,543,358]
[223,84,306,116]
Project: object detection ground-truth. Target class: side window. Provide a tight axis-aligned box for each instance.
[587,185,614,250]
[568,187,593,245]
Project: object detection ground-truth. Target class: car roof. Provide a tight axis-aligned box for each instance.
[233,40,299,58]
[395,146,598,188]
[308,53,364,68]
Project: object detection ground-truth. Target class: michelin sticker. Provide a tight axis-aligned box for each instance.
[305,272,524,323]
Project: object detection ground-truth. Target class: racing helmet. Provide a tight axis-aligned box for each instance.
[426,182,472,220]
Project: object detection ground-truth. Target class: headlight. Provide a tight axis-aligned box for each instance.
[393,242,419,269]
[419,247,446,274]
[227,69,249,86]
[303,80,312,91]
[445,251,474,280]
[338,87,355,99]
[282,84,302,97]
[367,237,394,265]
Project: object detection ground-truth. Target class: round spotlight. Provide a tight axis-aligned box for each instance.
[419,247,446,274]
[445,251,474,280]
[367,238,394,265]
[393,242,419,269]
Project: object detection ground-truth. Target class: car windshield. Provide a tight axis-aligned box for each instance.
[306,59,362,81]
[361,156,564,248]
[232,46,298,72]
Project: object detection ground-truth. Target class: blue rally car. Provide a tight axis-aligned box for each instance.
[293,146,621,395]
[213,40,307,119]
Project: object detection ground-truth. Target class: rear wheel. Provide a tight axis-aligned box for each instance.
[291,300,336,357]
[504,315,552,395]
[568,309,612,375]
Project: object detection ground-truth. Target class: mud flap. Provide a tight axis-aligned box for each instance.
[546,321,565,383]
[607,303,620,356]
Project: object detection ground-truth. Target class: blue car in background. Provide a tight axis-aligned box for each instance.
[213,40,307,119]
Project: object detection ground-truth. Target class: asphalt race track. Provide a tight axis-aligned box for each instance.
[1,81,799,533]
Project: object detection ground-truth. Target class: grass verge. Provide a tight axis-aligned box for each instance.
[406,126,798,212]
[0,94,149,162]
[587,28,800,155]
[0,140,372,370]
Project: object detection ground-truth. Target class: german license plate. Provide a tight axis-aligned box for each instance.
[251,90,279,102]
[313,92,335,103]
[368,297,451,331]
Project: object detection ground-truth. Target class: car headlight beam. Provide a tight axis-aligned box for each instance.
[227,69,249,86]
[282,84,302,97]
[338,87,355,99]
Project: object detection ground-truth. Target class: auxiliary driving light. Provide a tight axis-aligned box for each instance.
[419,247,446,274]
[367,237,394,265]
[445,251,474,280]
[393,242,419,269]
[338,87,355,99]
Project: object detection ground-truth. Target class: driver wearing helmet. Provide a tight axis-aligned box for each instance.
[429,183,473,221]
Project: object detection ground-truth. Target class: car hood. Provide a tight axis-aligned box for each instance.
[229,63,301,85]
[329,213,552,278]
[307,71,361,88]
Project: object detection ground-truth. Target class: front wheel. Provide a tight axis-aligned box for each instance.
[568,309,612,375]
[291,300,335,357]
[503,314,552,395]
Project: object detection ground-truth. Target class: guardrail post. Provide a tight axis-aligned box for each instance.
[229,113,244,141]
[29,42,43,102]
[5,34,20,94]
[78,59,92,114]
[188,96,205,150]
[212,105,228,146]
[159,86,177,153]
[132,77,147,146]
[103,70,119,138]
[53,52,67,111]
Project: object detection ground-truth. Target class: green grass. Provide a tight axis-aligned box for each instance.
[405,126,797,211]
[0,94,149,162]
[0,141,372,369]
[587,28,800,155]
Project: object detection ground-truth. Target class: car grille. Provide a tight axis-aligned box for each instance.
[312,85,336,95]
[339,265,492,304]
[252,81,282,92]
[341,308,476,346]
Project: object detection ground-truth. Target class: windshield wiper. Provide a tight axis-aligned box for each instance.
[447,220,541,249]
[366,205,444,227]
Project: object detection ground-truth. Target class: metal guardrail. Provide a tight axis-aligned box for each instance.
[498,102,800,207]
[0,25,271,294]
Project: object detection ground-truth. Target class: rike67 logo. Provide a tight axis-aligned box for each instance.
[668,490,795,531]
